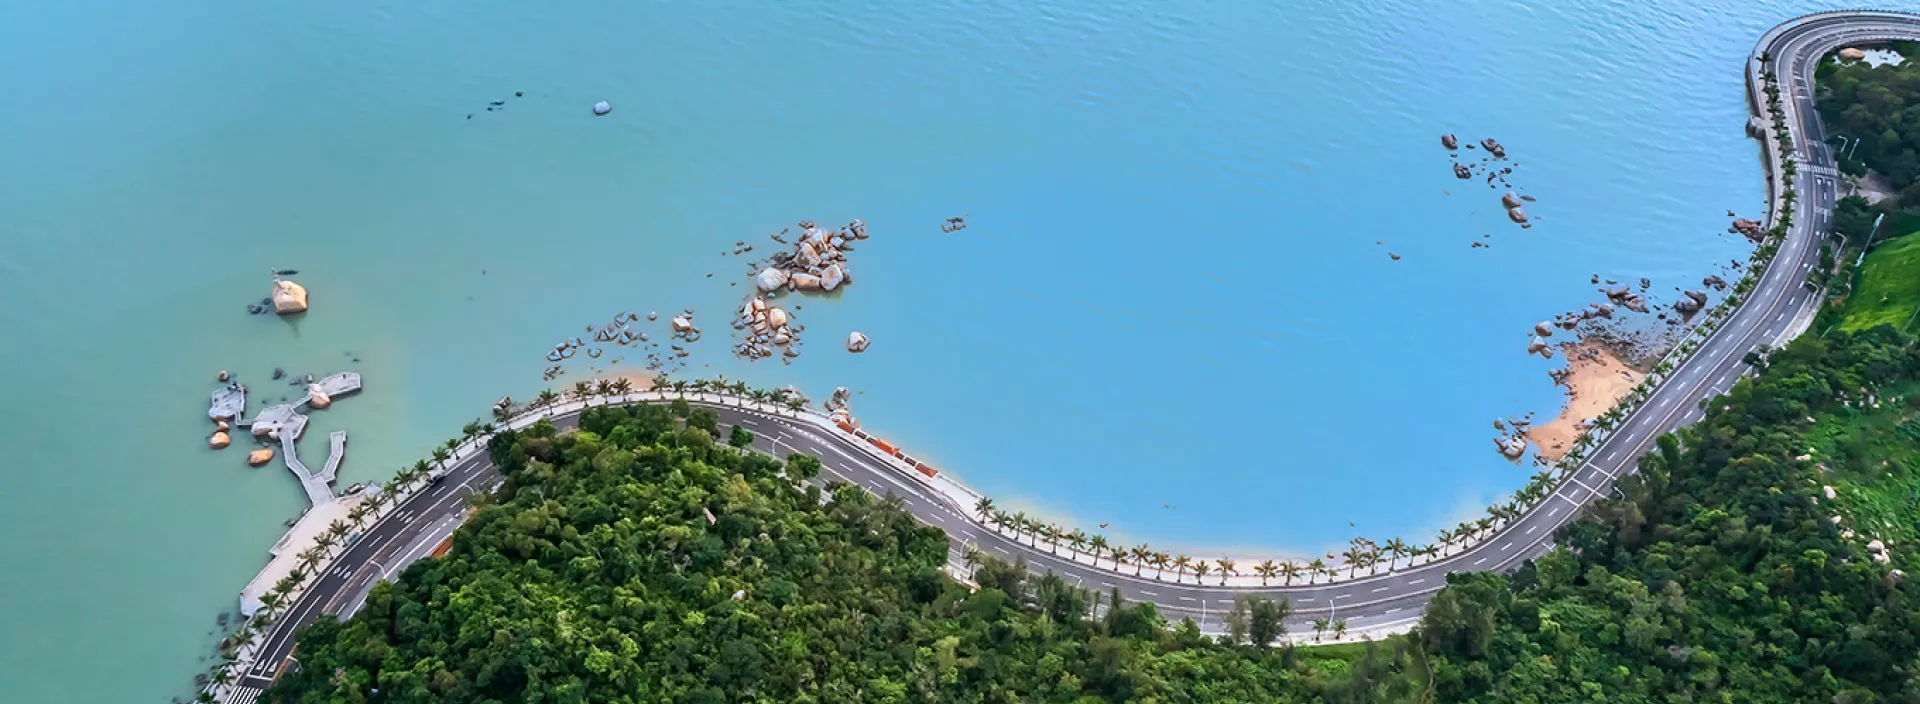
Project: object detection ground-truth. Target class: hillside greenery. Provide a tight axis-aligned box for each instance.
[1841,229,1920,332]
[268,329,1920,703]
[1816,42,1920,203]
[264,403,1419,703]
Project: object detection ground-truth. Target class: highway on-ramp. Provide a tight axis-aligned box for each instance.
[220,11,1917,699]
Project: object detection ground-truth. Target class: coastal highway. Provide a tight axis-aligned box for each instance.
[220,11,1914,698]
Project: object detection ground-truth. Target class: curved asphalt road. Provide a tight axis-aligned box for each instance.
[225,11,1918,695]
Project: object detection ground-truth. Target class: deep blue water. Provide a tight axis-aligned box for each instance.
[0,0,1867,698]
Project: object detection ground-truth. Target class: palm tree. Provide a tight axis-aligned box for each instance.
[1382,538,1409,572]
[411,459,433,487]
[1307,558,1327,584]
[479,422,497,440]
[670,379,689,395]
[612,378,634,397]
[256,592,282,616]
[1333,619,1348,640]
[1089,534,1111,567]
[1280,561,1302,585]
[311,534,335,556]
[229,628,256,650]
[492,404,515,428]
[1216,557,1237,585]
[571,380,593,405]
[1456,521,1477,545]
[1475,516,1496,539]
[1254,560,1278,585]
[1437,527,1457,552]
[1194,562,1212,585]
[991,510,1012,533]
[326,520,351,543]
[1131,545,1152,576]
[431,447,452,470]
[347,502,372,529]
[210,666,234,687]
[1312,618,1330,642]
[460,421,482,443]
[785,398,806,414]
[1172,555,1193,583]
[1151,552,1171,580]
[962,546,984,570]
[1067,529,1088,559]
[1042,524,1065,553]
[1340,548,1364,578]
[974,497,995,522]
[441,437,460,453]
[535,389,560,414]
[1011,512,1029,541]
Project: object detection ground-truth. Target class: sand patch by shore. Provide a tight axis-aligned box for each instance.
[1528,341,1644,462]
[594,367,658,392]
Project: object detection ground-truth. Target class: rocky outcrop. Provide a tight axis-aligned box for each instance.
[1481,138,1506,158]
[820,263,846,292]
[1703,274,1727,290]
[1502,192,1523,209]
[1453,163,1472,179]
[1839,47,1868,61]
[1507,206,1529,224]
[247,448,274,467]
[271,280,308,315]
[1729,217,1766,242]
[209,432,231,449]
[1495,436,1527,459]
[1534,321,1554,337]
[847,331,871,353]
[1441,133,1458,149]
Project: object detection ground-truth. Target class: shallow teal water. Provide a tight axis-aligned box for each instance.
[0,0,1857,698]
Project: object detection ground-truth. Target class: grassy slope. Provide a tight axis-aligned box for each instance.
[1841,232,1920,332]
[1807,380,1920,547]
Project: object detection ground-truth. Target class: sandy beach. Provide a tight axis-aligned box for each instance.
[1528,341,1645,462]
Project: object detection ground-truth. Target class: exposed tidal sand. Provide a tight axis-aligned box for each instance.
[1528,341,1645,462]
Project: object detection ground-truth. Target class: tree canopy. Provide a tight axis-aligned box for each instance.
[266,403,1405,703]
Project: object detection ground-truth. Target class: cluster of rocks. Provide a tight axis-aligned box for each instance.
[824,386,859,428]
[940,216,968,233]
[1526,304,1615,358]
[1442,134,1532,230]
[1602,282,1651,314]
[1728,217,1767,243]
[544,309,696,380]
[1702,274,1728,291]
[754,218,867,294]
[732,297,804,362]
[1491,415,1532,459]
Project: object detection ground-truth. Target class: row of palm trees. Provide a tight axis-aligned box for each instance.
[967,460,1581,588]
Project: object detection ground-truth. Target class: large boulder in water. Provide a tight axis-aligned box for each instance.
[820,264,846,291]
[790,273,823,290]
[846,331,871,353]
[1507,207,1529,224]
[755,267,789,292]
[1441,133,1458,149]
[209,431,231,449]
[247,448,275,467]
[272,280,308,315]
[1502,192,1523,209]
[593,101,613,116]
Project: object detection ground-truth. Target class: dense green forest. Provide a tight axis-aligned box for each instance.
[265,404,1417,703]
[1816,42,1920,204]
[270,329,1920,703]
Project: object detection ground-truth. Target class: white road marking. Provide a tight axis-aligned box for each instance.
[1335,593,1351,599]
[1525,525,1538,535]
[1297,597,1316,603]
[1141,590,1158,596]
[1372,586,1388,593]
[1473,557,1488,566]
[1408,578,1425,585]
[1386,607,1403,614]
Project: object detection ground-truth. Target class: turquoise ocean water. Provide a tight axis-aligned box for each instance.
[0,0,1868,698]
